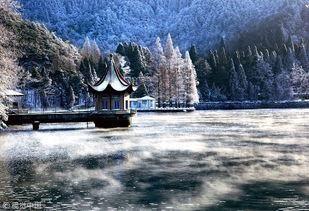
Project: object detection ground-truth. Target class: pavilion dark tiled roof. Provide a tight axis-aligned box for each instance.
[88,56,137,95]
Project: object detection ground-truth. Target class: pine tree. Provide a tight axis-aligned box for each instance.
[81,36,92,58]
[291,64,309,95]
[285,47,297,71]
[164,34,177,105]
[189,46,211,101]
[273,55,284,74]
[174,46,185,106]
[219,36,227,50]
[288,36,295,53]
[253,45,259,58]
[80,37,101,82]
[81,37,101,66]
[152,37,166,107]
[245,45,260,84]
[237,64,248,98]
[254,57,274,100]
[264,49,270,62]
[273,70,293,100]
[234,51,241,67]
[189,45,199,64]
[220,47,228,65]
[208,50,217,69]
[210,47,229,95]
[299,40,308,71]
[165,33,175,60]
[90,39,101,64]
[247,82,259,101]
[228,59,239,100]
[184,51,199,106]
[282,43,288,57]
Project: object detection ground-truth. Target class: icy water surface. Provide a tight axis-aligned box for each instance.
[0,109,308,210]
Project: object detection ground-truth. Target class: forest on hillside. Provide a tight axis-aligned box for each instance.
[0,0,309,123]
[80,32,308,106]
[19,0,293,50]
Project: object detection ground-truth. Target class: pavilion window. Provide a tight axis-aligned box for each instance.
[102,99,109,110]
[114,100,120,110]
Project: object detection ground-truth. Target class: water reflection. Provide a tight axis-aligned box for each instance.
[0,109,308,210]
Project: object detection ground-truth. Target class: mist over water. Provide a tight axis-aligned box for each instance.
[0,109,308,210]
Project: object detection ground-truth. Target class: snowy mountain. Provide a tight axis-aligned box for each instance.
[0,7,85,109]
[18,0,299,51]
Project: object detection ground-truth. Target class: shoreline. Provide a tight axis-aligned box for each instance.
[196,100,309,110]
[135,108,195,113]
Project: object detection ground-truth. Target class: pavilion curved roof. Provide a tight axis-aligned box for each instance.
[89,56,137,95]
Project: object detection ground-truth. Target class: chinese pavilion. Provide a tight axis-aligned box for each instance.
[88,55,137,128]
[89,55,137,111]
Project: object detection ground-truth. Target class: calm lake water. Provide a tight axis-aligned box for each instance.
[0,109,308,210]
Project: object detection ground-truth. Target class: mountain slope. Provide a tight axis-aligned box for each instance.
[19,0,290,51]
[229,0,309,52]
[0,8,85,108]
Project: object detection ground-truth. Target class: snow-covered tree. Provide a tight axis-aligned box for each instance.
[152,37,166,107]
[184,51,199,105]
[164,33,176,104]
[254,57,274,100]
[247,82,259,100]
[237,64,248,99]
[228,59,242,100]
[299,40,308,71]
[165,34,175,60]
[81,37,92,59]
[273,70,293,100]
[189,46,211,102]
[90,39,102,64]
[81,37,101,65]
[151,35,199,107]
[174,46,185,106]
[291,64,309,95]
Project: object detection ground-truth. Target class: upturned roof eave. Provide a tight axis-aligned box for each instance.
[88,56,134,94]
[88,84,137,95]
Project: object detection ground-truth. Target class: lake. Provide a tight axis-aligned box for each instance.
[0,109,308,210]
